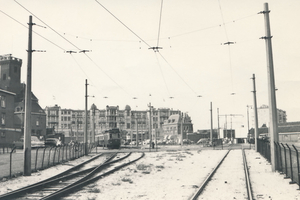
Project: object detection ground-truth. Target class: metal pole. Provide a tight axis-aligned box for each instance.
[261,2,278,171]
[292,145,300,190]
[252,74,259,151]
[181,113,183,146]
[217,108,220,139]
[247,106,251,149]
[286,144,296,184]
[210,102,213,143]
[92,107,95,144]
[84,79,88,155]
[136,117,138,147]
[24,15,33,176]
[148,103,152,151]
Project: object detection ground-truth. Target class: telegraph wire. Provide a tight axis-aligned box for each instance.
[94,0,152,49]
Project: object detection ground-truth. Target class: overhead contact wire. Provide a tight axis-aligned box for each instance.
[157,0,164,47]
[218,0,234,92]
[154,52,170,97]
[14,0,131,97]
[15,0,81,51]
[158,52,198,96]
[94,0,152,48]
[0,9,66,51]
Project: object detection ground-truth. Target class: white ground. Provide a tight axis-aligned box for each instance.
[0,149,300,200]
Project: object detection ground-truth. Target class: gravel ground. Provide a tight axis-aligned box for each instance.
[1,148,300,200]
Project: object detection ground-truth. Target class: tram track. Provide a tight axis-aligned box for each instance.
[0,152,130,200]
[190,149,254,200]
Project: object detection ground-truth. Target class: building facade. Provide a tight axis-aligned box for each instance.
[0,54,46,144]
[162,113,193,143]
[44,104,193,143]
[251,104,287,128]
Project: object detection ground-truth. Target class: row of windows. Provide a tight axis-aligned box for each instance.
[61,116,71,121]
[61,110,71,115]
[0,96,6,108]
[1,113,5,125]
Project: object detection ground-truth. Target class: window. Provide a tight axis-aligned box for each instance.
[36,119,39,126]
[127,123,130,129]
[1,132,5,138]
[1,113,5,125]
[0,96,5,108]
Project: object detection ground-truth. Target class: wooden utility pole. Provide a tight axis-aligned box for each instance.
[252,74,259,151]
[24,15,33,176]
[260,2,278,171]
[84,79,88,155]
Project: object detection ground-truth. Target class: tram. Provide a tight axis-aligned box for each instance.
[96,128,121,149]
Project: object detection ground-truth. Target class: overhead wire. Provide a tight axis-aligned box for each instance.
[154,52,170,97]
[158,52,198,96]
[94,0,197,99]
[0,9,66,51]
[217,0,234,93]
[94,0,152,49]
[14,0,81,51]
[156,0,164,47]
[14,0,132,98]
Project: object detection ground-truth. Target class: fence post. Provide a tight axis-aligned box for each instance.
[53,147,57,165]
[61,145,64,162]
[48,147,54,167]
[286,144,296,184]
[281,143,290,179]
[41,147,47,169]
[276,142,283,172]
[58,146,61,163]
[35,148,40,172]
[292,145,300,190]
[10,147,16,178]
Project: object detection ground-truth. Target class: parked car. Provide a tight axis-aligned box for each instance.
[45,138,62,147]
[13,136,45,149]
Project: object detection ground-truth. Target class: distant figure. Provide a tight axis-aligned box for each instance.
[152,142,155,149]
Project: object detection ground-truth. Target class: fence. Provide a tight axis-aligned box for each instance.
[257,139,300,189]
[0,143,14,154]
[0,142,97,180]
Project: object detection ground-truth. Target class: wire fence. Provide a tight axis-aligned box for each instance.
[257,139,300,189]
[0,143,98,180]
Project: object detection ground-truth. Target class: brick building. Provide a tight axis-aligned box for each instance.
[0,54,46,144]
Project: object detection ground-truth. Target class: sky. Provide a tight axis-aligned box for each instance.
[1,0,300,136]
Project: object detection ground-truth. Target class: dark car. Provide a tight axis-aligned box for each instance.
[45,138,62,147]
